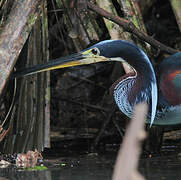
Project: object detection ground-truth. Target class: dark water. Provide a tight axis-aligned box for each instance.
[140,154,181,179]
[1,151,181,180]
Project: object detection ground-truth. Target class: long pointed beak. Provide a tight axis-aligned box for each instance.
[12,51,109,79]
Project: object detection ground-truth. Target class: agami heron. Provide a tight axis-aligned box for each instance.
[13,40,181,126]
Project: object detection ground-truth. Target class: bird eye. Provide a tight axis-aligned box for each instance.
[91,48,99,55]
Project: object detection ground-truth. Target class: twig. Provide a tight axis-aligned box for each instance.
[112,118,124,138]
[51,0,68,52]
[69,75,107,89]
[48,9,64,13]
[1,75,17,127]
[56,96,109,112]
[92,106,116,148]
[0,126,10,142]
[87,2,179,54]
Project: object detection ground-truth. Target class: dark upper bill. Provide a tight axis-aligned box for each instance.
[12,48,109,79]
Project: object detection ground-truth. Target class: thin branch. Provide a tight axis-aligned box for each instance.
[87,2,179,54]
[56,96,109,112]
[92,106,115,148]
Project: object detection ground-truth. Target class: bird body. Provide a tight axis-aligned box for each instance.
[151,52,181,125]
[13,40,181,126]
[159,52,181,106]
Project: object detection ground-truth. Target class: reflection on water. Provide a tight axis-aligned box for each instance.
[140,155,181,180]
[0,167,51,180]
[1,152,181,180]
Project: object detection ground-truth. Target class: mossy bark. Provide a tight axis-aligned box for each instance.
[0,0,42,95]
[169,0,181,32]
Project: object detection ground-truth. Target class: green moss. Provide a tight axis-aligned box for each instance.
[132,16,139,29]
[26,165,48,171]
[125,0,131,9]
[45,87,51,101]
[28,14,38,28]
[60,163,66,167]
[172,0,181,8]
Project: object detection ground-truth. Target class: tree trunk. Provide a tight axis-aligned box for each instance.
[1,0,50,153]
